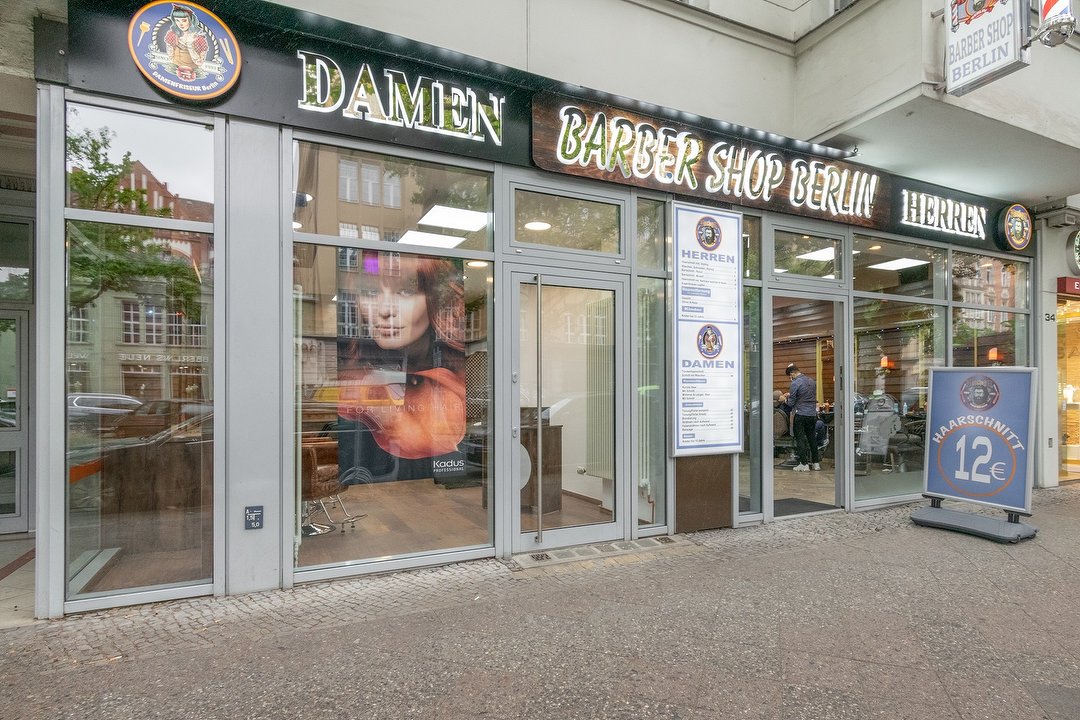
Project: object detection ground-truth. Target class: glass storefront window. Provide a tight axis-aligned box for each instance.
[951,307,1028,368]
[774,230,841,280]
[739,286,761,513]
[1058,298,1080,482]
[293,243,492,565]
[637,277,666,525]
[65,221,214,598]
[514,189,620,254]
[66,104,214,217]
[951,251,1029,310]
[0,221,32,302]
[853,298,944,501]
[636,198,666,270]
[293,142,493,252]
[853,235,945,298]
[743,216,761,280]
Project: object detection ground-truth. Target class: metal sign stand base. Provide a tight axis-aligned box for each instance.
[911,495,1038,544]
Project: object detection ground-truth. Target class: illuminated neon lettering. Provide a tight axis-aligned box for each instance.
[297,51,345,113]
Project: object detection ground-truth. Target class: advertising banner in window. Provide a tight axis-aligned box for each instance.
[672,203,743,456]
[924,367,1036,513]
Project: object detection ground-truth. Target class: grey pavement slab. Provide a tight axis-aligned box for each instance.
[2,486,1079,719]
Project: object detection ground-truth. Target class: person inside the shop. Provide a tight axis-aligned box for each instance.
[781,362,822,471]
[335,251,466,484]
[774,388,828,463]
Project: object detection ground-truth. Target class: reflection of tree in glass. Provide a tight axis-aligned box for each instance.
[65,126,202,317]
[0,273,29,302]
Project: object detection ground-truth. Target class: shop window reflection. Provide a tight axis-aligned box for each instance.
[65,222,214,598]
[853,298,944,501]
[295,142,493,252]
[294,243,493,565]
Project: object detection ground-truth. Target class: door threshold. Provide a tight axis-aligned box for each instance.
[511,535,689,570]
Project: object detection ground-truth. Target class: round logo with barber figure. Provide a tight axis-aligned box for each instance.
[697,324,722,358]
[959,375,1000,412]
[128,2,242,101]
[696,216,722,252]
[998,203,1032,252]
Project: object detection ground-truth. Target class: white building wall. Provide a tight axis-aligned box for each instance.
[793,0,925,140]
[272,0,801,135]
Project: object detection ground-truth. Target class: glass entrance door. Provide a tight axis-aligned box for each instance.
[770,295,844,516]
[511,271,624,551]
[0,310,28,534]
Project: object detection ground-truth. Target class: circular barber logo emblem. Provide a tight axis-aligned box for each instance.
[128,1,242,101]
[696,216,721,252]
[959,375,1000,412]
[997,204,1032,252]
[1068,230,1080,275]
[697,324,722,358]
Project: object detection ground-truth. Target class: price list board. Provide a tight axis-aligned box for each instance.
[672,203,743,456]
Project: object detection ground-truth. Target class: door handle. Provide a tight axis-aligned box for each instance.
[512,426,519,438]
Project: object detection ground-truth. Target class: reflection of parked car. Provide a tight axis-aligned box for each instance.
[107,399,212,438]
[67,393,143,434]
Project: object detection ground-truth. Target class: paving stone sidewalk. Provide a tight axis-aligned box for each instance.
[2,486,1079,719]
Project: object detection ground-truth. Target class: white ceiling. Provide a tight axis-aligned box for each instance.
[817,94,1080,208]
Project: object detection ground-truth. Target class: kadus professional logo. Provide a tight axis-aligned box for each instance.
[128,2,241,101]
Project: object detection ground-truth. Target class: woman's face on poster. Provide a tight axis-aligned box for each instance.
[360,260,430,351]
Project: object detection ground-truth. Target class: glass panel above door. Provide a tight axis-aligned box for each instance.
[773,230,841,280]
[293,141,494,252]
[514,189,620,254]
[852,235,945,298]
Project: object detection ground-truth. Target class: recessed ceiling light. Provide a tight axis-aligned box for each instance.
[868,245,882,250]
[398,230,466,249]
[418,205,488,233]
[867,258,930,271]
[291,221,302,230]
[524,221,551,231]
[796,248,835,262]
[466,260,490,268]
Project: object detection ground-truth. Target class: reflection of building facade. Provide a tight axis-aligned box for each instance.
[66,160,213,403]
[5,0,1080,620]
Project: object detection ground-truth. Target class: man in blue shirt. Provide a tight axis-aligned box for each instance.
[782,362,820,471]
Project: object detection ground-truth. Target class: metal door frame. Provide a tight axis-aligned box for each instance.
[501,265,631,554]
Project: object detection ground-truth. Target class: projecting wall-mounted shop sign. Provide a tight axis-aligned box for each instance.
[532,94,1031,254]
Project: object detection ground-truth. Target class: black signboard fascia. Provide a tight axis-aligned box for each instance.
[67,0,535,166]
[65,0,1032,257]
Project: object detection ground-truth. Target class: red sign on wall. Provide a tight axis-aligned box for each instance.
[1057,276,1080,295]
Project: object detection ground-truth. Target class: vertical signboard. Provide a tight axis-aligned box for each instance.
[946,0,1030,96]
[924,367,1036,513]
[672,203,743,456]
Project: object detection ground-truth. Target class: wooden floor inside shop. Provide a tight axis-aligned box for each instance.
[296,479,612,567]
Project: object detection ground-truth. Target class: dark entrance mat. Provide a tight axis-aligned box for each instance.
[774,497,838,516]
